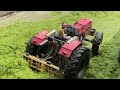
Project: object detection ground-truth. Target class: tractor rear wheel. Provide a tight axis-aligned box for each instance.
[92,32,103,55]
[25,37,38,56]
[62,46,90,79]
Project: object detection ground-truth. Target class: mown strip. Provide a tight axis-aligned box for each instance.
[83,30,120,79]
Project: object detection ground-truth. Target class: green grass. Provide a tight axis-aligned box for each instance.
[51,11,63,16]
[1,11,120,79]
[83,31,120,79]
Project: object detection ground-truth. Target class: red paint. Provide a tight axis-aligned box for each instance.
[32,30,49,45]
[59,40,82,58]
[77,18,92,26]
[72,24,83,32]
[72,18,92,36]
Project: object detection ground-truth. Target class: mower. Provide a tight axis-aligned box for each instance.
[23,18,103,79]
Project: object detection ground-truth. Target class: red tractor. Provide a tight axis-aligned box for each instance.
[24,18,103,79]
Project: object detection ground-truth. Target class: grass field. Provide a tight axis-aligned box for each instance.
[0,11,120,79]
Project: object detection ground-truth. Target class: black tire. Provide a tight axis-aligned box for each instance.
[25,37,38,56]
[92,32,103,55]
[62,46,90,79]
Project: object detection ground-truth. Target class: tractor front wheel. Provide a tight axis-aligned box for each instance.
[62,46,90,79]
[92,32,103,55]
[25,37,38,56]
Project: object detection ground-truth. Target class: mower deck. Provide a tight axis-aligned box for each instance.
[23,53,64,79]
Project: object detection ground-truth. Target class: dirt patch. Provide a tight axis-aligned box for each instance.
[0,11,16,17]
[0,11,70,27]
[0,11,52,27]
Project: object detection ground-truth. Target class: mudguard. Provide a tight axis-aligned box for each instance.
[31,30,49,45]
[59,40,82,58]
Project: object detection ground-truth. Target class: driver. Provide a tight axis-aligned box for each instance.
[56,22,72,41]
[56,28,66,41]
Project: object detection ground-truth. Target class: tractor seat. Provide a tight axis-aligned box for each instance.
[54,35,66,41]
